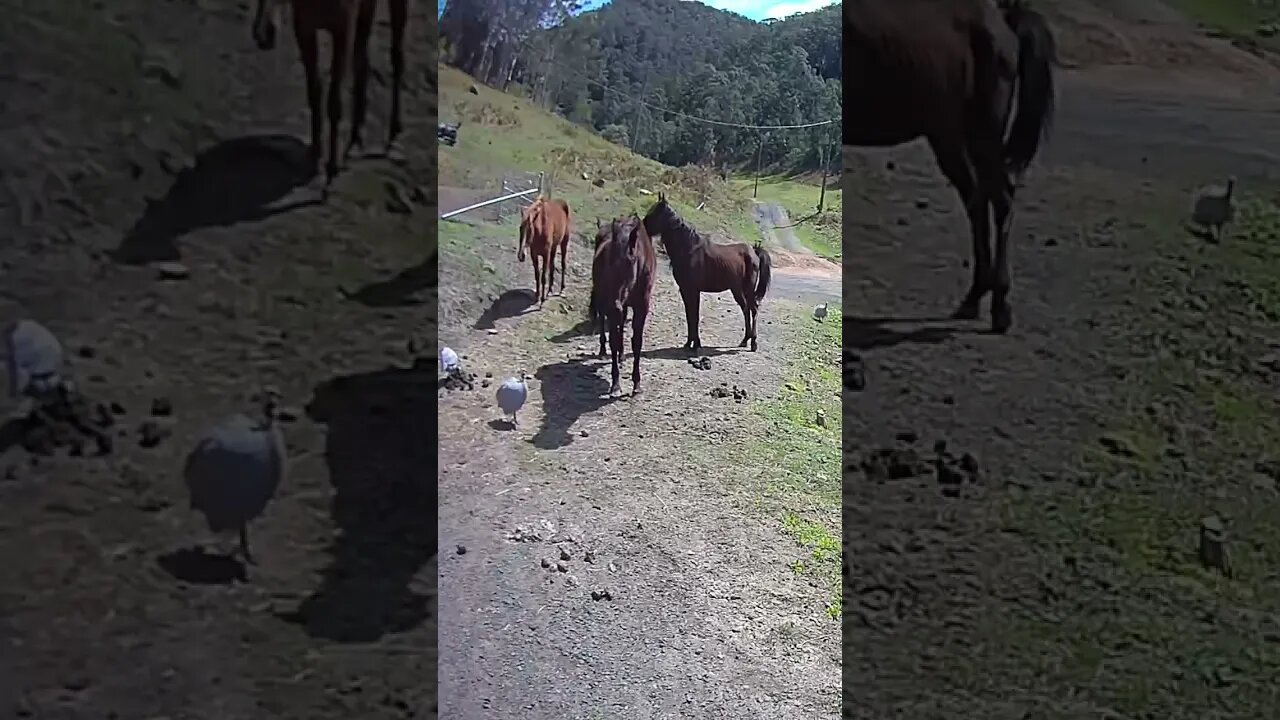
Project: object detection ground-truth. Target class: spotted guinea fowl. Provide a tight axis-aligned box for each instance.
[1190,175,1237,242]
[496,372,529,427]
[813,302,828,321]
[440,346,460,375]
[5,319,70,404]
[183,390,286,564]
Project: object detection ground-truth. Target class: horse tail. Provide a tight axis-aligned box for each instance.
[753,245,772,302]
[1001,0,1057,177]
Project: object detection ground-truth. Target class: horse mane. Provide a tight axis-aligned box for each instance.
[649,202,706,258]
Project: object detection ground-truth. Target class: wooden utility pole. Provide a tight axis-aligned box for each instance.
[818,140,833,213]
[630,69,650,152]
[753,134,764,199]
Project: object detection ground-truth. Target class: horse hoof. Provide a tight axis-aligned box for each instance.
[750,340,758,352]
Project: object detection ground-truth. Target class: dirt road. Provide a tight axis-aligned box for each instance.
[437,219,842,717]
[843,64,1280,718]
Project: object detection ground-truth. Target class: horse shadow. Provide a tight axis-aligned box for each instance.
[473,290,537,330]
[112,134,320,265]
[644,345,743,361]
[845,315,961,351]
[278,364,434,643]
[529,357,614,450]
[342,254,436,308]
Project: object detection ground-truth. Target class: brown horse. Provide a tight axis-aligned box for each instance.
[642,194,772,352]
[589,216,658,397]
[251,0,409,190]
[517,196,572,306]
[844,0,1056,333]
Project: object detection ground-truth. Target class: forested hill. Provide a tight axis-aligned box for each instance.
[440,0,840,172]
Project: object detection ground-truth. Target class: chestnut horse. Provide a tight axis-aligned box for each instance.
[642,194,772,352]
[844,0,1056,333]
[589,216,658,397]
[251,0,409,189]
[517,196,572,306]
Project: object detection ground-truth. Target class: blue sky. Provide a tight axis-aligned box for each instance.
[437,0,837,22]
[581,0,836,21]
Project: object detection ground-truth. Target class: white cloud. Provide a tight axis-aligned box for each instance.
[761,0,835,20]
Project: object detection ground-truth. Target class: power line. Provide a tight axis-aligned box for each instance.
[543,55,838,130]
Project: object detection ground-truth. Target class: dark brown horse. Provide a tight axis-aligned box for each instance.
[251,0,409,190]
[642,194,772,352]
[589,216,657,397]
[844,0,1056,333]
[518,196,572,306]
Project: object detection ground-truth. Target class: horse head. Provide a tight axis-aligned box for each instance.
[252,0,285,51]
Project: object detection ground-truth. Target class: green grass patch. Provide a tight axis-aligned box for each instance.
[750,310,841,619]
[732,175,842,259]
[988,194,1280,714]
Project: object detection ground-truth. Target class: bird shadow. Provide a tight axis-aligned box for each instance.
[547,318,597,344]
[1185,224,1219,244]
[112,134,319,265]
[487,418,517,431]
[529,357,615,450]
[156,547,247,585]
[845,315,963,351]
[473,290,537,330]
[278,364,434,643]
[342,253,436,308]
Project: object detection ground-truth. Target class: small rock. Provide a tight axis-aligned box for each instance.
[915,198,929,209]
[154,262,190,280]
[556,561,569,573]
[895,431,918,444]
[591,589,613,601]
[844,351,867,392]
[456,544,467,555]
[540,558,551,569]
[584,550,596,563]
[138,420,170,449]
[109,402,126,416]
[559,547,571,561]
[579,429,589,438]
[77,345,96,359]
[150,397,173,417]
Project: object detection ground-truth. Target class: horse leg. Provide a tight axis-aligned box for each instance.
[532,254,543,305]
[630,302,649,395]
[345,0,376,159]
[928,135,990,320]
[680,288,701,351]
[558,237,568,295]
[597,311,607,357]
[386,0,408,150]
[293,25,323,178]
[973,145,1016,334]
[545,248,556,302]
[607,311,624,396]
[323,20,351,189]
[731,287,751,349]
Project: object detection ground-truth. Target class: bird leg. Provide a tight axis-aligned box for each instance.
[239,525,256,566]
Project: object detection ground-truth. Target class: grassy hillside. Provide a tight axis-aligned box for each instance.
[438,63,840,257]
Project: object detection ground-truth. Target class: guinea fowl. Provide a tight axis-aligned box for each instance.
[183,390,287,564]
[440,346,460,374]
[1191,175,1237,242]
[5,319,70,409]
[496,372,529,427]
[813,302,829,321]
